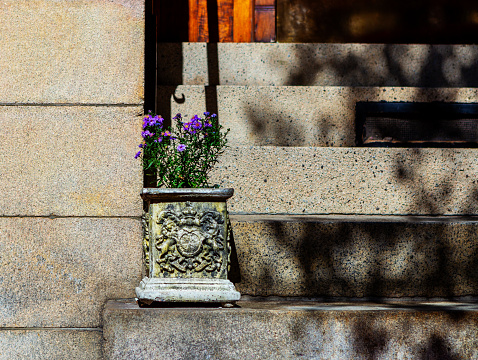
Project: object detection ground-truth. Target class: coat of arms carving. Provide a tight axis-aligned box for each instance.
[151,202,228,278]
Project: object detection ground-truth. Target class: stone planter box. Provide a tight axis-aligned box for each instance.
[136,188,240,304]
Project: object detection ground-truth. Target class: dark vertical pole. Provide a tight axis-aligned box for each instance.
[206,0,219,116]
[144,0,157,114]
[144,0,158,188]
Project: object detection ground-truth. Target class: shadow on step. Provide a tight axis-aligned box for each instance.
[230,216,478,299]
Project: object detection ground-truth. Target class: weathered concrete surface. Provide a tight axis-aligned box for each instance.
[0,0,144,104]
[0,217,141,327]
[229,215,478,297]
[210,146,478,215]
[158,43,478,87]
[0,329,102,360]
[158,85,478,147]
[103,299,478,359]
[0,106,143,216]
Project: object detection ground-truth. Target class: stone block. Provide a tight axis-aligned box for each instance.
[210,146,478,215]
[103,299,478,359]
[0,217,141,327]
[230,216,478,297]
[0,106,143,216]
[158,43,478,87]
[0,329,102,360]
[0,0,144,104]
[158,85,478,147]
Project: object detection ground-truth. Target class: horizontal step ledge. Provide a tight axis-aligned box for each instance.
[108,299,478,312]
[229,214,478,223]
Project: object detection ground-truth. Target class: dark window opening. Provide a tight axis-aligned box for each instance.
[356,102,478,147]
[278,0,478,43]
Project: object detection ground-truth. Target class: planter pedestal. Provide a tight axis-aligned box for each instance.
[136,188,240,304]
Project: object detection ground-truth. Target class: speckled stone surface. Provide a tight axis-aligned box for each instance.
[103,299,478,359]
[158,43,478,87]
[0,106,143,217]
[0,1,144,358]
[158,85,478,147]
[210,146,478,215]
[0,0,144,104]
[0,217,141,327]
[0,329,102,360]
[229,216,478,297]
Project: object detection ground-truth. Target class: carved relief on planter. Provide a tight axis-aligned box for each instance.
[150,201,229,279]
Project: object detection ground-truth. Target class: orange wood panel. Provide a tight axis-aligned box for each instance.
[197,0,209,42]
[218,0,234,42]
[189,0,233,42]
[254,6,275,42]
[254,0,275,42]
[189,0,210,42]
[189,0,200,41]
[233,0,254,42]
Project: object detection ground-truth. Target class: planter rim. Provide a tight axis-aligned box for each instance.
[141,188,234,202]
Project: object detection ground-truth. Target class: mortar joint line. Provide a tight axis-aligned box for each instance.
[0,215,141,219]
[0,103,142,107]
[0,327,103,331]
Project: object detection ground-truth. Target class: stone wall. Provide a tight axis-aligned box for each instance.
[0,1,145,358]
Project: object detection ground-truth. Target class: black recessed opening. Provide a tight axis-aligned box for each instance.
[356,102,478,147]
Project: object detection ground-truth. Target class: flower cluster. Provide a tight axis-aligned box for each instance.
[136,111,229,188]
[135,113,164,159]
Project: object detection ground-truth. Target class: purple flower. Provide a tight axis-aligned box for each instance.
[173,113,181,120]
[134,150,141,159]
[153,115,163,126]
[204,111,210,116]
[143,114,163,129]
[191,120,202,130]
[176,144,187,152]
[183,120,201,133]
[141,130,155,138]
[153,137,163,143]
[211,114,217,118]
[142,115,153,129]
[204,120,213,128]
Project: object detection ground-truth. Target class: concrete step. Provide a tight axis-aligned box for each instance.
[229,215,478,298]
[156,85,478,216]
[209,146,478,216]
[103,299,478,359]
[157,85,478,147]
[157,43,478,88]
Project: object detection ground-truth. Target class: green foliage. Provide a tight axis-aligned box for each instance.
[135,112,229,188]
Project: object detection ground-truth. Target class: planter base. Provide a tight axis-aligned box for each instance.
[135,277,241,303]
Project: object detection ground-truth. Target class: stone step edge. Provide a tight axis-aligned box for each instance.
[103,299,478,359]
[238,295,478,306]
[229,214,478,223]
[107,298,478,312]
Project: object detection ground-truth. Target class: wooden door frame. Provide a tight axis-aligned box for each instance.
[153,0,275,42]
